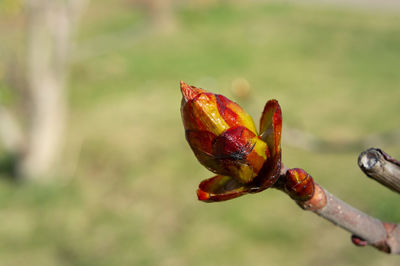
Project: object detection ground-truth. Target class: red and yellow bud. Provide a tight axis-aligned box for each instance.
[181,81,268,184]
[284,168,315,201]
[180,81,283,202]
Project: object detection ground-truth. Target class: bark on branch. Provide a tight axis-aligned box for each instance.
[358,148,400,194]
[297,184,400,254]
[277,148,400,254]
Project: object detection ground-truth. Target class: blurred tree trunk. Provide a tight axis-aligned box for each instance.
[132,0,177,33]
[0,0,88,180]
[148,0,177,33]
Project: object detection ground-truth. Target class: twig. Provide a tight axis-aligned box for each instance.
[276,165,400,254]
[358,148,400,194]
[300,184,400,253]
[283,126,400,153]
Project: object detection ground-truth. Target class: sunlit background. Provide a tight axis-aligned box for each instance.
[0,0,400,265]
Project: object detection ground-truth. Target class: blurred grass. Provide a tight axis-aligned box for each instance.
[1,1,400,265]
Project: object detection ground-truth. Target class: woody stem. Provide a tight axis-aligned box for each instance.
[277,164,400,254]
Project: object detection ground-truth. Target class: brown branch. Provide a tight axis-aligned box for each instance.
[276,166,400,254]
[358,148,400,194]
[300,184,400,253]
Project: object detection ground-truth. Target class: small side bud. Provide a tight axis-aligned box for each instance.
[351,235,368,247]
[284,168,315,201]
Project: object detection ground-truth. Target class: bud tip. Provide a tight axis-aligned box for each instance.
[180,81,205,102]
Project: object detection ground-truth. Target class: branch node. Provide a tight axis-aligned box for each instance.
[382,222,400,254]
[297,184,327,211]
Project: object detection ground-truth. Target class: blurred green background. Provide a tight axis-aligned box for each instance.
[0,0,400,265]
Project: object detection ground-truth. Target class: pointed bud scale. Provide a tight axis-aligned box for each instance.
[180,81,283,202]
[260,99,282,157]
